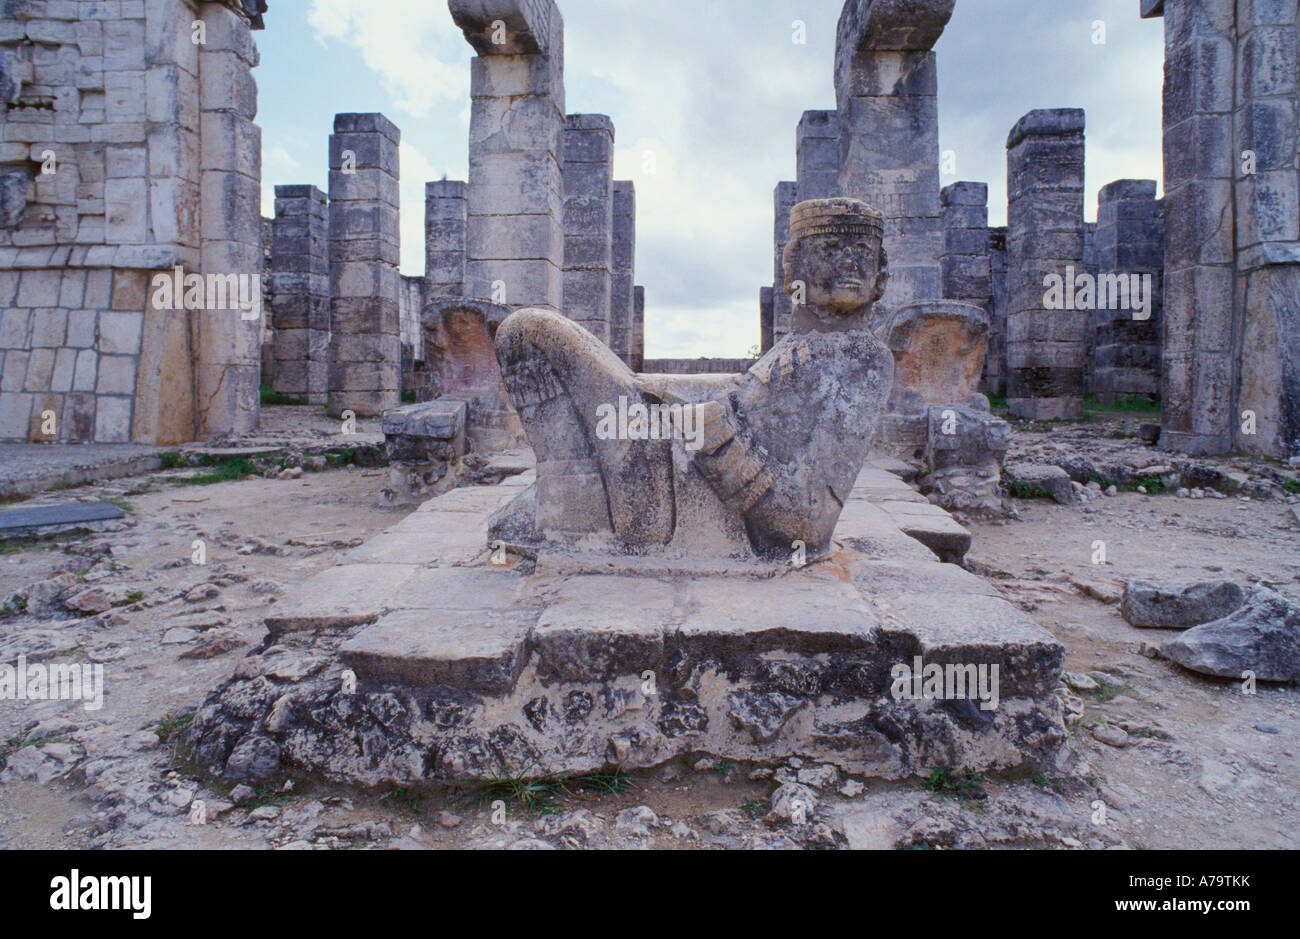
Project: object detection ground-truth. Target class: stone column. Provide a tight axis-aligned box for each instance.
[939,182,991,311]
[611,180,636,365]
[1005,109,1087,421]
[835,0,954,318]
[797,110,840,202]
[1232,5,1300,458]
[632,285,645,372]
[760,287,775,354]
[195,0,265,437]
[425,179,467,299]
[561,114,614,343]
[270,185,330,404]
[1146,0,1237,453]
[987,227,1008,396]
[328,112,401,417]
[1092,179,1162,404]
[772,181,797,342]
[450,0,565,311]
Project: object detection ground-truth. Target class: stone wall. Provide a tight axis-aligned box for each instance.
[0,0,266,444]
[939,181,991,317]
[771,180,797,343]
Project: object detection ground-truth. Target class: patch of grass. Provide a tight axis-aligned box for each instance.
[174,456,258,487]
[109,497,135,515]
[153,712,193,745]
[987,392,1008,411]
[158,451,187,470]
[1007,479,1053,500]
[324,447,385,469]
[260,384,307,407]
[112,590,145,608]
[1091,675,1141,703]
[920,766,985,801]
[0,730,65,771]
[1032,773,1065,794]
[384,784,423,815]
[250,782,292,809]
[712,760,732,779]
[0,594,28,619]
[740,799,766,818]
[1083,393,1161,416]
[1284,479,1300,495]
[469,766,633,817]
[401,389,417,404]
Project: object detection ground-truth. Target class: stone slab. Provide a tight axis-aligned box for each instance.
[0,500,124,535]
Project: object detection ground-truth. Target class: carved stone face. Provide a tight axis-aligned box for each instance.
[783,230,887,327]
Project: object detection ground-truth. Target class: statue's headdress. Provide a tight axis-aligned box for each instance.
[788,198,883,242]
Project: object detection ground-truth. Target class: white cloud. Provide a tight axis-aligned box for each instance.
[306,0,468,118]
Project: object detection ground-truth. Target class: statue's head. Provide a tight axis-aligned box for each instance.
[783,197,887,330]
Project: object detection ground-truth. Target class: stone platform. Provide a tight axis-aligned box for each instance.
[188,465,1066,786]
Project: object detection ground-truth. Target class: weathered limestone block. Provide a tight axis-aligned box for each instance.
[835,0,954,321]
[1005,108,1087,421]
[271,184,329,404]
[561,114,613,344]
[880,299,1010,514]
[987,227,1009,395]
[422,296,524,453]
[494,198,894,561]
[760,286,775,354]
[381,399,467,504]
[885,300,988,408]
[328,113,401,417]
[1092,179,1163,403]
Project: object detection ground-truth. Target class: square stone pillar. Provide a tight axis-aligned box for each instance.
[1092,179,1163,403]
[632,285,645,372]
[760,287,775,354]
[940,182,991,310]
[425,179,467,299]
[1232,5,1300,458]
[561,114,614,343]
[270,185,330,404]
[772,181,798,343]
[835,0,954,319]
[987,227,1009,396]
[328,112,401,417]
[451,0,565,311]
[797,110,840,202]
[194,0,264,437]
[1005,109,1087,421]
[610,180,636,365]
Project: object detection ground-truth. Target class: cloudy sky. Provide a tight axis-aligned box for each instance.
[255,0,1165,357]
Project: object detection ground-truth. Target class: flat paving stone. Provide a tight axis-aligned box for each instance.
[0,500,124,534]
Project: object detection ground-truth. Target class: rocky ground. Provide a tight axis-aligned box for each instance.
[0,408,1297,851]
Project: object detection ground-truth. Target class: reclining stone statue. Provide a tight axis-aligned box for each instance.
[490,197,894,561]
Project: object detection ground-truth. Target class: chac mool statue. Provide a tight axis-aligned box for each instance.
[491,197,894,562]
